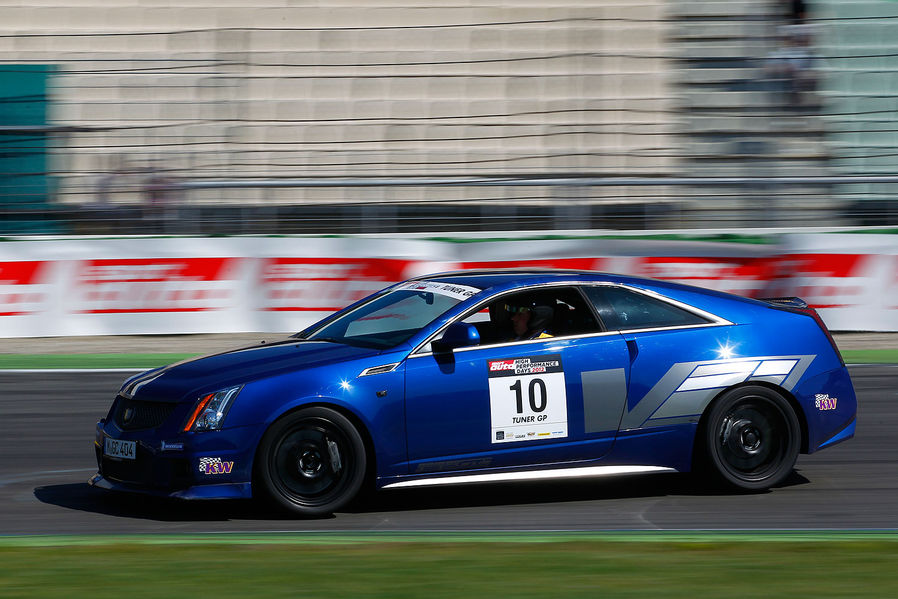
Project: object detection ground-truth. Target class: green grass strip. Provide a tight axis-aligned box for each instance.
[1,535,897,599]
[1,530,898,547]
[839,348,898,364]
[0,353,197,370]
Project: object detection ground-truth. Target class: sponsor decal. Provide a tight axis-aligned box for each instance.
[198,457,234,475]
[815,394,838,411]
[489,360,516,372]
[488,354,568,444]
[160,441,184,452]
[487,356,563,377]
[414,458,493,473]
[394,280,481,301]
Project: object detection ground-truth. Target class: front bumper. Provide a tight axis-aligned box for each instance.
[94,417,258,499]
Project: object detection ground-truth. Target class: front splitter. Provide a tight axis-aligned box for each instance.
[89,473,253,500]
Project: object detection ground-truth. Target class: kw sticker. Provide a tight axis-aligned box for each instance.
[815,394,838,411]
[198,457,234,475]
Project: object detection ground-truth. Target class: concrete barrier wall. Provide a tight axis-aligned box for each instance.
[0,233,895,336]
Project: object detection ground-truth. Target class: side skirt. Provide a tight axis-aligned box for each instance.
[380,464,678,490]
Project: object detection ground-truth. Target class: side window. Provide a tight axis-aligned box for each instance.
[453,287,601,345]
[583,286,710,331]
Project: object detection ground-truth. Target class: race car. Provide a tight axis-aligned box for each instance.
[91,269,857,516]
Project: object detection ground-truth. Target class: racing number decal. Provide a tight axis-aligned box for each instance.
[487,355,568,444]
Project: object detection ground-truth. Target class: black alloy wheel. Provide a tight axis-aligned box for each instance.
[701,386,801,491]
[256,407,366,517]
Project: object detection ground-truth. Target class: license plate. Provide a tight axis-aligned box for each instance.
[104,438,136,460]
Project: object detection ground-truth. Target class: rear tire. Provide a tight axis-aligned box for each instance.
[700,386,800,491]
[256,407,366,517]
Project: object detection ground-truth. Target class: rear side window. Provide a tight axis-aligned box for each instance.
[583,286,711,331]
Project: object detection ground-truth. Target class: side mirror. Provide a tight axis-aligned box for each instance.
[432,322,480,353]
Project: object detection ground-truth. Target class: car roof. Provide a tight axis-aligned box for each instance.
[413,269,633,291]
[413,268,757,307]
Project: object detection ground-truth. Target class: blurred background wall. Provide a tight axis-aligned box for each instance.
[1,0,897,233]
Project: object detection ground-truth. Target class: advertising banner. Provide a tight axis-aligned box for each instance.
[0,233,895,336]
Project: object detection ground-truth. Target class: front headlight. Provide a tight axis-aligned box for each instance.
[183,385,242,432]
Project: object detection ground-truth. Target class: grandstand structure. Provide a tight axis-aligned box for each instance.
[815,0,898,222]
[670,1,835,225]
[0,0,895,232]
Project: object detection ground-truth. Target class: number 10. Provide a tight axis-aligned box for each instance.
[509,378,547,413]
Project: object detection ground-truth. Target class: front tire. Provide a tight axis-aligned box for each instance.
[700,386,801,491]
[256,407,366,517]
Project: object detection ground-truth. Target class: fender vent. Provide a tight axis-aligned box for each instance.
[359,363,400,376]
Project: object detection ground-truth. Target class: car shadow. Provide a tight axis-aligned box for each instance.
[32,483,278,522]
[34,470,810,521]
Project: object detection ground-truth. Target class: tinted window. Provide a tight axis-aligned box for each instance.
[583,286,710,331]
[444,286,601,347]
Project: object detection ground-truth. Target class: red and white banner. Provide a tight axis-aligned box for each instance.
[0,233,895,336]
[762,234,898,331]
[0,261,53,318]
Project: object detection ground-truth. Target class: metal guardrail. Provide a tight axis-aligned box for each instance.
[3,174,896,236]
[167,175,896,233]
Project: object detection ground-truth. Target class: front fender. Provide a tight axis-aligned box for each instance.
[231,365,408,479]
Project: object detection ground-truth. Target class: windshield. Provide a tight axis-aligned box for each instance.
[305,280,481,349]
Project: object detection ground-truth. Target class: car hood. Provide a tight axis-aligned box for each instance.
[123,339,388,403]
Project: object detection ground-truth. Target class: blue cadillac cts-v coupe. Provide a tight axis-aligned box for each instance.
[91,270,857,516]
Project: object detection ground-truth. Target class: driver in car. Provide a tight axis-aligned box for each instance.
[505,299,554,341]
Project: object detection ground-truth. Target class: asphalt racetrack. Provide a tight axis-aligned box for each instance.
[1,366,895,535]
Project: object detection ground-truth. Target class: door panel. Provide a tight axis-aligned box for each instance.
[404,333,631,474]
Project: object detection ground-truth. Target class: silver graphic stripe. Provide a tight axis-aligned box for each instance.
[622,354,816,430]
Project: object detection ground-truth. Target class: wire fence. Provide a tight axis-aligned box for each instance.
[1,1,897,234]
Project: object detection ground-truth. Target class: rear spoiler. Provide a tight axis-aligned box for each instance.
[760,297,845,366]
[760,297,808,309]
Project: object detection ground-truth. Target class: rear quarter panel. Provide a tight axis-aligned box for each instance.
[622,282,855,455]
